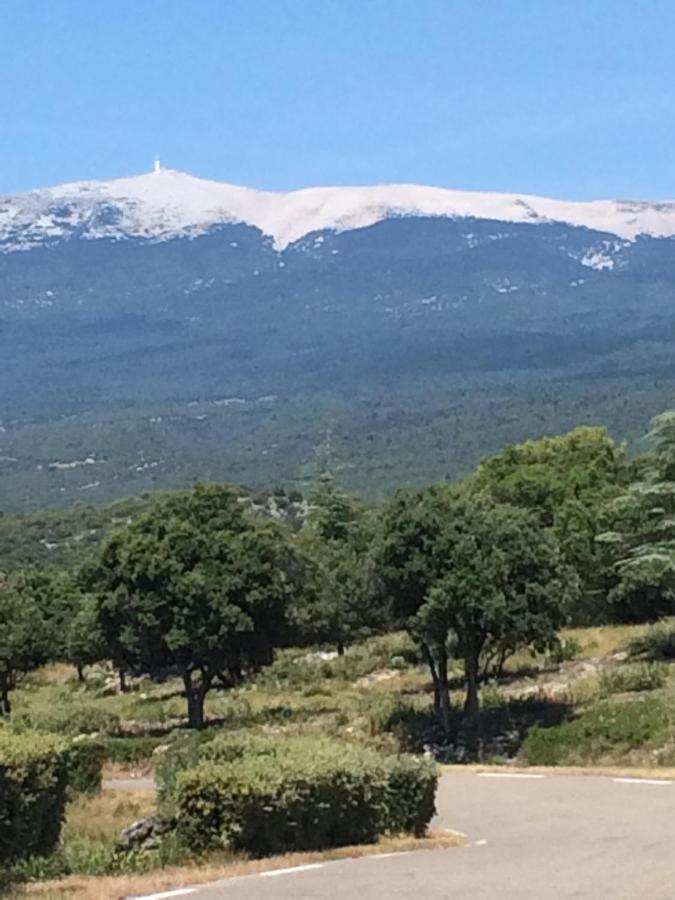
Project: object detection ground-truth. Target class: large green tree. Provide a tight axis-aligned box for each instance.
[297,474,382,655]
[86,483,310,728]
[378,485,575,750]
[473,426,626,621]
[598,410,675,620]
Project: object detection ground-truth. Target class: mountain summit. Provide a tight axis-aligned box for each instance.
[3,165,675,512]
[3,167,675,252]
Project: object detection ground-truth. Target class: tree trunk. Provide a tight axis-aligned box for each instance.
[337,639,345,657]
[420,643,441,716]
[436,647,452,737]
[463,649,481,759]
[183,671,210,730]
[118,667,128,693]
[76,663,85,684]
[0,676,11,717]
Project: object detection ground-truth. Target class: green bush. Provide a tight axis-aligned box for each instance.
[599,663,667,696]
[0,730,69,863]
[65,737,105,796]
[156,731,220,817]
[630,620,675,660]
[99,735,165,764]
[546,637,582,665]
[360,693,434,750]
[523,697,672,766]
[174,738,437,856]
[157,733,300,816]
[13,703,120,737]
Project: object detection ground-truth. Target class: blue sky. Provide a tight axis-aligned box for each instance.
[3,0,675,198]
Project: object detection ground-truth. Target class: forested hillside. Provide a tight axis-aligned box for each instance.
[2,213,675,510]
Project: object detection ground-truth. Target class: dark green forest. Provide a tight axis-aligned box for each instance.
[3,216,675,511]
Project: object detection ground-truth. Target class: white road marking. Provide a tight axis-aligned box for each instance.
[446,828,468,838]
[474,839,488,846]
[478,772,545,779]
[613,777,672,785]
[368,851,412,860]
[260,863,325,878]
[130,890,196,900]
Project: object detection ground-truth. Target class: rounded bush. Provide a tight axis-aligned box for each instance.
[65,737,105,796]
[174,737,437,856]
[0,730,69,863]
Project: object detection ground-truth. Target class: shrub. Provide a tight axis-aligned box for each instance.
[599,663,667,696]
[0,730,69,863]
[65,737,105,796]
[99,735,165,765]
[360,694,435,750]
[546,637,582,665]
[13,703,120,737]
[157,733,299,816]
[156,731,219,817]
[630,620,675,660]
[174,738,437,856]
[384,753,437,836]
[523,697,672,765]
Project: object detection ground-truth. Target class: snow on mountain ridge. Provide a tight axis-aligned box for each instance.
[3,167,675,252]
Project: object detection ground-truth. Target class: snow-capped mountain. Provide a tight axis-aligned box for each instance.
[3,165,675,513]
[4,165,675,252]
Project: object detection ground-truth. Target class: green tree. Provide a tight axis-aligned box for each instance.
[298,474,382,655]
[86,483,309,728]
[598,410,675,620]
[473,426,626,622]
[65,593,107,682]
[378,485,575,750]
[0,573,52,715]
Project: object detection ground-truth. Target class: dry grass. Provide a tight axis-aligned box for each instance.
[19,831,463,900]
[562,624,649,659]
[101,763,154,782]
[63,791,156,844]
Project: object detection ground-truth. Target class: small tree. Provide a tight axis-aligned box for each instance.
[66,594,107,682]
[0,574,52,715]
[378,485,575,750]
[88,483,309,728]
[299,474,382,655]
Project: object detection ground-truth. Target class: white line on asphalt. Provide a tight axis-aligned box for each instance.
[260,863,325,878]
[474,839,488,846]
[478,772,545,779]
[130,889,196,900]
[445,829,468,838]
[368,851,412,860]
[613,777,672,785]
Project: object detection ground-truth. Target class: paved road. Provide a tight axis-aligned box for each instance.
[144,771,675,900]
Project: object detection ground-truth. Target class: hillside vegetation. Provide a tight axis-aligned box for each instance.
[3,216,675,510]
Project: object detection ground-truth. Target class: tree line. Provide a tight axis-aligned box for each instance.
[3,412,675,751]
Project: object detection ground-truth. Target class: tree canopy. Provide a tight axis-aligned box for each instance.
[378,484,576,750]
[598,411,675,621]
[86,483,311,728]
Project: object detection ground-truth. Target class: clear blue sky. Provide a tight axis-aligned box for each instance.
[3,0,675,199]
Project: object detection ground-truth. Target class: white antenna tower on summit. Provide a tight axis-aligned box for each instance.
[153,157,161,174]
